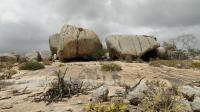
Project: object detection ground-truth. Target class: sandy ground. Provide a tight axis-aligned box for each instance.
[0,61,200,112]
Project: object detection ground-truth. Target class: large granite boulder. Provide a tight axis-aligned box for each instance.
[50,25,102,61]
[106,35,160,59]
[25,51,41,62]
[0,53,18,63]
[49,33,61,55]
[40,50,51,61]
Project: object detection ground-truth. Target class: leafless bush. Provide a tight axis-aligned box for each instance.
[33,67,102,105]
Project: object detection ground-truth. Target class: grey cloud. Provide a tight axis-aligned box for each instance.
[0,22,49,53]
[111,0,200,27]
[0,0,200,53]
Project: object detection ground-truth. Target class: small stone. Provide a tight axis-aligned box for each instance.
[1,104,13,109]
[176,64,182,68]
[66,108,73,112]
[123,99,130,104]
[92,86,109,102]
[35,110,45,112]
[77,100,83,104]
[0,96,11,101]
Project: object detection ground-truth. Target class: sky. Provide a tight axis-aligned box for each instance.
[0,0,200,53]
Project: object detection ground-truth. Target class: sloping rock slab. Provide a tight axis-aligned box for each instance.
[106,35,160,59]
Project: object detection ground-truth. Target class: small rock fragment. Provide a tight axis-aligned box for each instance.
[92,86,109,102]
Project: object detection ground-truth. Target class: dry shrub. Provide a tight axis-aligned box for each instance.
[191,61,200,69]
[101,63,122,72]
[33,68,90,105]
[141,80,185,112]
[0,73,12,80]
[0,69,17,80]
[84,99,127,112]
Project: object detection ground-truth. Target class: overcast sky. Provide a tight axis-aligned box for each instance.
[0,0,200,53]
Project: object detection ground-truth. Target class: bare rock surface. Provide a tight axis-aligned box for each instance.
[0,61,200,112]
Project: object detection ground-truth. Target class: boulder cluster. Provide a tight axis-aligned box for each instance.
[49,25,161,62]
[0,50,51,64]
[0,24,172,63]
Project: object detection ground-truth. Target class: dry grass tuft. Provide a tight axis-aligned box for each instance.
[141,80,185,112]
[84,99,127,112]
[101,63,122,72]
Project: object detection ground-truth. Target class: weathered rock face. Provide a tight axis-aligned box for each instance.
[40,50,51,61]
[106,35,160,60]
[25,51,41,61]
[53,25,102,61]
[49,33,61,55]
[0,53,18,63]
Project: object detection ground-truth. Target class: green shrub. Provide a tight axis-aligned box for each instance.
[92,48,107,60]
[19,61,45,70]
[141,80,185,112]
[191,61,200,69]
[82,48,107,61]
[84,99,127,112]
[101,63,122,72]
